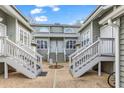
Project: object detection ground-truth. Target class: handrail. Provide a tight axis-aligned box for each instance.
[69,38,115,74]
[19,42,43,69]
[72,40,100,59]
[7,38,43,63]
[0,36,42,76]
[70,38,115,60]
[19,42,43,58]
[7,38,37,59]
[69,46,85,58]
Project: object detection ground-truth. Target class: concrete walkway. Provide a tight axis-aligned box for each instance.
[0,62,110,88]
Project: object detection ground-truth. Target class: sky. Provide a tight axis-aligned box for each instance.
[16,5,97,24]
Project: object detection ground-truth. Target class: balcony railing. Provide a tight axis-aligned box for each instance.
[32,32,79,38]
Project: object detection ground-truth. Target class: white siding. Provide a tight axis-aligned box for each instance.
[120,16,124,87]
[100,25,116,38]
[93,19,100,42]
[7,16,16,42]
[0,23,6,54]
[0,23,6,36]
[0,9,7,25]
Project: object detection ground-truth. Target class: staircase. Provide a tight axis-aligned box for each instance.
[0,36,42,78]
[69,38,115,77]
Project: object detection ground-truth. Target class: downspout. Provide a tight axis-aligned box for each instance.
[115,24,120,88]
[108,19,120,88]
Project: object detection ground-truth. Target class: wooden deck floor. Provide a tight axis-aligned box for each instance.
[0,62,110,88]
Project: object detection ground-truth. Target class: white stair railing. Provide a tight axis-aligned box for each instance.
[71,40,100,74]
[69,38,115,76]
[18,42,43,74]
[99,38,115,56]
[0,36,42,76]
[69,43,87,66]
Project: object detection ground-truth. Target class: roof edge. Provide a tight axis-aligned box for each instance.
[78,5,114,32]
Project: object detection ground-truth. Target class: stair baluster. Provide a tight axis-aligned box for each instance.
[69,38,115,77]
[0,36,43,78]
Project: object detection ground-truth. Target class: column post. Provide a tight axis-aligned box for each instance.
[114,25,120,88]
[98,62,101,76]
[4,62,8,79]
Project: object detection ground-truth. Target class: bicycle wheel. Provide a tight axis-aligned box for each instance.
[107,72,115,88]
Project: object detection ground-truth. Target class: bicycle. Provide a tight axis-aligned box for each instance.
[107,72,115,88]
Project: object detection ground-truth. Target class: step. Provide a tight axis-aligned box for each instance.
[72,55,115,77]
[5,57,36,78]
[73,56,100,77]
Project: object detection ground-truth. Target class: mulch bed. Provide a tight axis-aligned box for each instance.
[38,72,48,76]
[49,65,64,69]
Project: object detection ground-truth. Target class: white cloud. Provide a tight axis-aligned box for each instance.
[30,8,45,14]
[80,20,84,24]
[50,6,60,11]
[34,16,48,22]
[35,5,60,12]
[69,20,84,25]
[35,5,47,7]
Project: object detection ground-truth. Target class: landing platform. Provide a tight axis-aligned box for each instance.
[100,55,115,62]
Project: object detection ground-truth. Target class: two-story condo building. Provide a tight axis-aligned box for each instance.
[0,5,42,79]
[96,5,124,88]
[31,23,80,62]
[69,5,124,88]
[69,5,116,81]
[2,5,124,88]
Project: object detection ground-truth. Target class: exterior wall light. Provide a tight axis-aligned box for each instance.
[0,17,3,22]
[108,19,113,25]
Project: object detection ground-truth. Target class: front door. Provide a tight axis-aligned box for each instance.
[50,39,64,62]
[0,23,6,55]
[50,40,57,53]
[57,40,64,53]
[50,40,57,62]
[57,40,64,62]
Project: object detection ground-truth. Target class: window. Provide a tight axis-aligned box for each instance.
[20,29,23,43]
[36,40,47,49]
[19,26,31,47]
[33,27,49,32]
[41,40,47,49]
[66,40,76,49]
[28,33,30,47]
[64,28,74,33]
[51,27,63,33]
[24,32,27,45]
[37,40,40,49]
[81,31,90,47]
[40,41,44,49]
[39,27,49,32]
